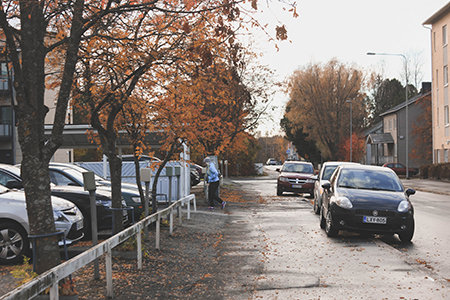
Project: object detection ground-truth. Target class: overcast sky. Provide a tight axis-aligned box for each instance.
[248,0,449,136]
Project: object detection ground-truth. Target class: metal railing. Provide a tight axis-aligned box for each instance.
[0,194,196,300]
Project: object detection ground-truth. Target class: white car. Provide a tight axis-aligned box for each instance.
[0,184,84,264]
[313,161,360,215]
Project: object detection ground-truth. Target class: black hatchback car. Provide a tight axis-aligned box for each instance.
[320,164,415,242]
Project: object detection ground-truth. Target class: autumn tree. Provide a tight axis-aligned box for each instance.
[336,132,366,162]
[0,0,249,274]
[280,113,321,165]
[284,59,369,161]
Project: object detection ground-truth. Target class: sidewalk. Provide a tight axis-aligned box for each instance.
[401,178,450,196]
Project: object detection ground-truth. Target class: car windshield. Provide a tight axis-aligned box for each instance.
[337,169,403,192]
[322,166,338,181]
[282,163,313,174]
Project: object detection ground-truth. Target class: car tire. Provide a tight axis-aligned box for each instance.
[398,219,415,243]
[277,189,283,196]
[319,205,326,229]
[314,196,320,215]
[325,210,339,237]
[0,221,30,264]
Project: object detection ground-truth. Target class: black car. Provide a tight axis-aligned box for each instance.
[48,163,143,220]
[190,169,200,186]
[320,164,415,242]
[0,164,128,239]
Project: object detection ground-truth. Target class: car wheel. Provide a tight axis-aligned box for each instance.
[398,219,415,243]
[325,210,339,237]
[319,205,326,229]
[277,189,283,196]
[0,221,30,264]
[78,208,92,240]
[314,196,320,215]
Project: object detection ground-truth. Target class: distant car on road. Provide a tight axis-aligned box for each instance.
[320,164,415,242]
[276,161,315,197]
[0,184,84,264]
[266,158,277,165]
[313,162,360,215]
[382,163,417,176]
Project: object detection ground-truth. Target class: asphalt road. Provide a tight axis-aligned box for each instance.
[231,165,450,299]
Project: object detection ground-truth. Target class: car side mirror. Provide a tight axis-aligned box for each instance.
[6,179,23,189]
[405,188,416,196]
[276,168,280,172]
[322,182,331,190]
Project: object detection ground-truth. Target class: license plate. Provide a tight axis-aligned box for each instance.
[363,216,387,224]
[76,219,84,230]
[292,184,303,188]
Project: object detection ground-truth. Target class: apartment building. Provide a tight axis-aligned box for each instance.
[424,2,450,163]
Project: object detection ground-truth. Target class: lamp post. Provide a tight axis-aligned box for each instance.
[346,100,352,162]
[367,52,409,179]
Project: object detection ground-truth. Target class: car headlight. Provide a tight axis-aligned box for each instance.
[96,199,112,207]
[131,197,141,203]
[279,177,289,182]
[335,196,353,209]
[397,200,411,213]
[53,210,66,222]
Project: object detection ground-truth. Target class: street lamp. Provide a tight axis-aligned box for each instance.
[346,100,352,162]
[367,52,410,179]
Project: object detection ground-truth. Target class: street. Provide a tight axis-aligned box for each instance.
[231,165,450,299]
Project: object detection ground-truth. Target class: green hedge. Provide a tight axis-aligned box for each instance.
[420,163,450,180]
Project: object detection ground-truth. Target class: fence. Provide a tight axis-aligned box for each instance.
[0,194,196,300]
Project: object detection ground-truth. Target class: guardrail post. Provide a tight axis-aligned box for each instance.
[156,214,160,249]
[137,229,142,270]
[170,207,174,235]
[49,273,59,300]
[106,242,113,298]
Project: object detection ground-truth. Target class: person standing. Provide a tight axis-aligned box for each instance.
[204,157,226,210]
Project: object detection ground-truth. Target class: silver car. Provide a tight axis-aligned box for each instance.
[0,184,84,264]
[313,162,359,215]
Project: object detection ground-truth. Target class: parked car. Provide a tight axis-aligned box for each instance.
[0,184,84,264]
[313,162,360,215]
[190,169,200,186]
[320,164,415,242]
[266,158,277,165]
[48,163,143,220]
[276,161,315,197]
[0,164,128,239]
[382,163,418,176]
[190,163,204,179]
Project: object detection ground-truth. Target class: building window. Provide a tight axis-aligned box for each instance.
[0,63,9,91]
[389,119,392,130]
[434,31,437,52]
[446,149,449,163]
[436,69,439,87]
[445,105,449,126]
[438,107,440,127]
[394,117,397,129]
[444,25,448,46]
[445,65,449,86]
